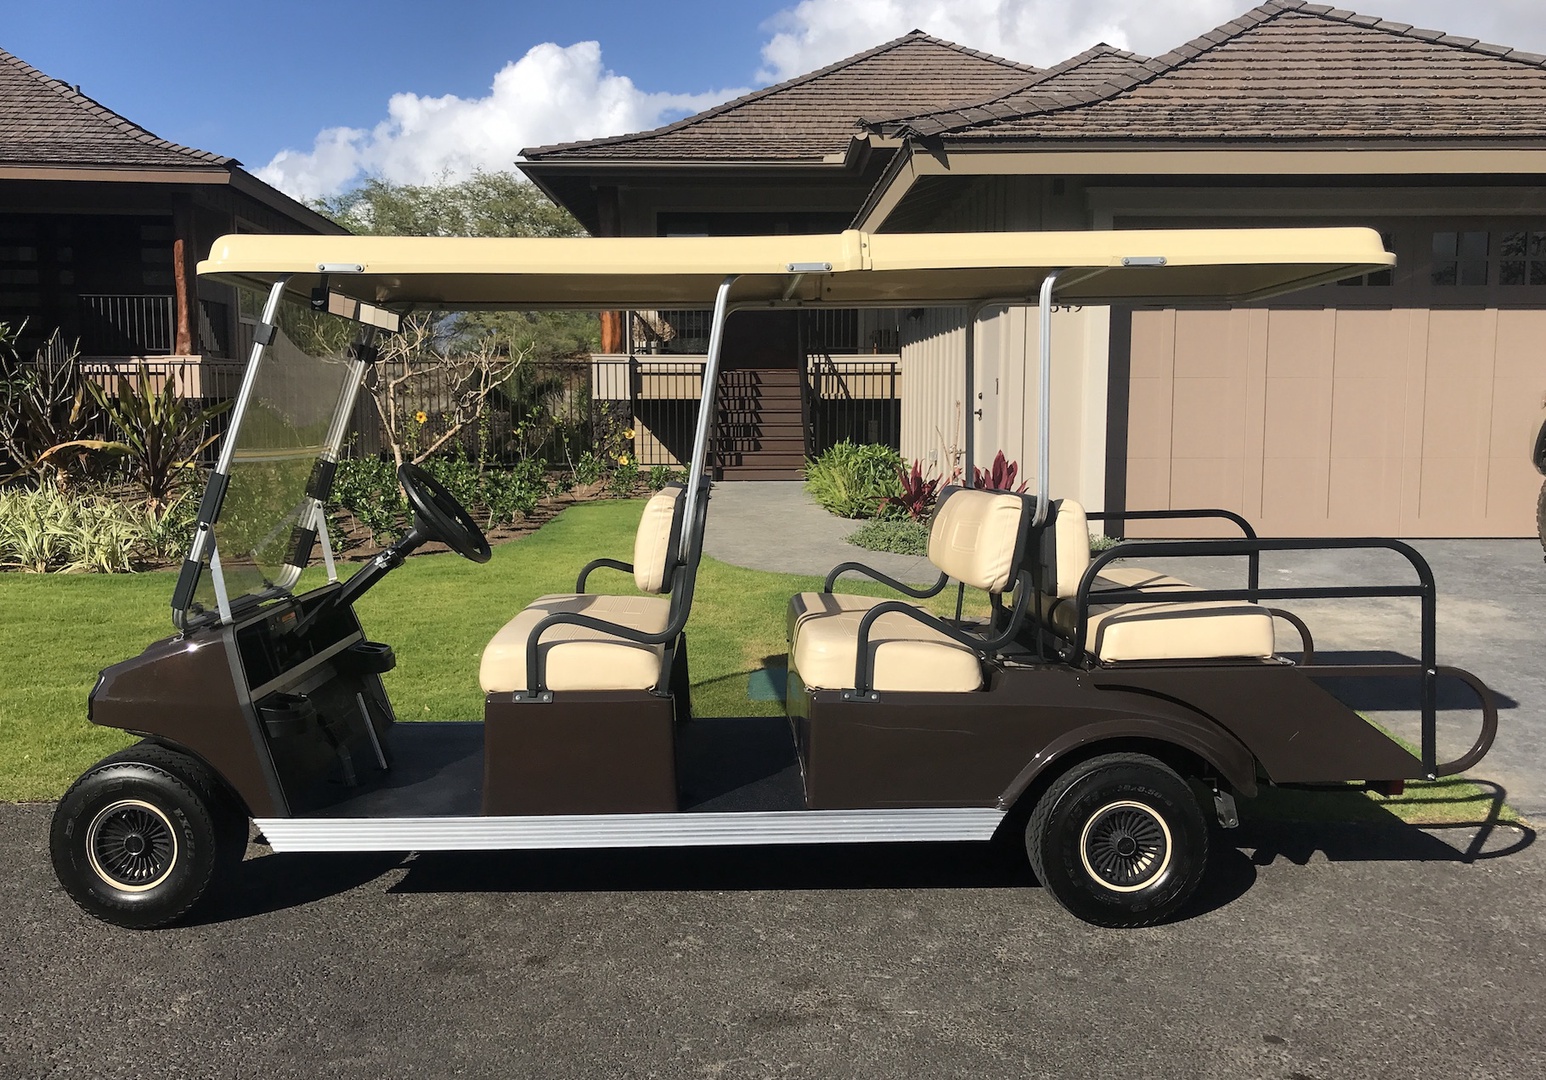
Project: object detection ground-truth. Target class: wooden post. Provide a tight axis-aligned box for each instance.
[171,198,197,356]
[596,186,624,354]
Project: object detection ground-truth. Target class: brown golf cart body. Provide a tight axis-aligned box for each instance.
[63,227,1497,926]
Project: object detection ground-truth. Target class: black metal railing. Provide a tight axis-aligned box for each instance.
[77,294,175,356]
[805,355,900,454]
[627,308,902,356]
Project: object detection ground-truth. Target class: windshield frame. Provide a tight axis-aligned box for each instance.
[170,277,376,630]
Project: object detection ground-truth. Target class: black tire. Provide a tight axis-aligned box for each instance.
[1025,752,1210,928]
[50,745,243,929]
[1537,480,1546,561]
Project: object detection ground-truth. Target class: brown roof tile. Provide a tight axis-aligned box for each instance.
[0,46,232,169]
[521,31,1038,163]
[884,1,1546,143]
[864,44,1155,136]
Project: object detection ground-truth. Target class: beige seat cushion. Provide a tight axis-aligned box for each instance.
[480,593,671,693]
[792,605,983,693]
[1045,594,1274,663]
[632,484,683,594]
[786,591,913,644]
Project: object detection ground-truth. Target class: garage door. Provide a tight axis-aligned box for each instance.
[1123,306,1546,538]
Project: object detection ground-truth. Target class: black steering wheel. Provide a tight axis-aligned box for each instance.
[397,463,491,564]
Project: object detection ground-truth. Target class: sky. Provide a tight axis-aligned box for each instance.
[6,0,1546,202]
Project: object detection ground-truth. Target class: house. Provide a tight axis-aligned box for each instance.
[0,44,345,395]
[523,32,1040,478]
[521,0,1546,537]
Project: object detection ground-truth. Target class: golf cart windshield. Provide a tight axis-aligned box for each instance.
[177,282,382,625]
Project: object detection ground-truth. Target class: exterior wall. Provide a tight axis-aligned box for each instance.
[896,175,1109,510]
[1123,306,1546,537]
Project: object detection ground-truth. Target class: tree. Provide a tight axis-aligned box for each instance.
[310,171,599,361]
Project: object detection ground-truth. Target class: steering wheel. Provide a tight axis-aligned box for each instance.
[397,463,492,564]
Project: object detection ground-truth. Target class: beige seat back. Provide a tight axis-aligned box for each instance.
[1037,498,1091,599]
[632,483,685,594]
[927,487,1029,594]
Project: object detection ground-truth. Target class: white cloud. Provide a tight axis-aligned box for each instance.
[757,0,1546,82]
[258,41,741,202]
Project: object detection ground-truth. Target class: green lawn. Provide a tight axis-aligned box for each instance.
[0,499,1521,829]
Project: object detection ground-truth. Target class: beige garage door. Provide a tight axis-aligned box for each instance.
[1124,306,1546,538]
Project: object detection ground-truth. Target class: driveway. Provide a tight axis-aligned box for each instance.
[1,804,1539,1079]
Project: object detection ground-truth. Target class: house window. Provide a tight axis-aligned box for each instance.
[1431,231,1489,286]
[1339,231,1394,286]
[1499,230,1546,286]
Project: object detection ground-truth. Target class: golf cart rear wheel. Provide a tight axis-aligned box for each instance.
[1026,752,1210,928]
[50,747,240,929]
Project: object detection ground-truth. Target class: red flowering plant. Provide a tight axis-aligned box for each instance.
[973,450,1029,493]
[882,459,940,520]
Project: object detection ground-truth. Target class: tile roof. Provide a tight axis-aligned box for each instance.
[0,46,232,169]
[521,31,1039,163]
[866,1,1546,142]
[861,44,1153,133]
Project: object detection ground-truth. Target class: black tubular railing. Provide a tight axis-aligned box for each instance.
[1087,508,1260,596]
[1070,536,1500,779]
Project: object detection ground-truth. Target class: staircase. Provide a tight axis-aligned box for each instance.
[710,367,807,480]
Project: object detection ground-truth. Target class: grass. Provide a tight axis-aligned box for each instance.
[0,498,1523,829]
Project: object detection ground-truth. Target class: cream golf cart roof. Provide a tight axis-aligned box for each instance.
[197,227,1393,310]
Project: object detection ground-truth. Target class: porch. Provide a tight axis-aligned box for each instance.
[593,308,904,478]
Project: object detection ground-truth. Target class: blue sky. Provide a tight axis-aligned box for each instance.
[8,0,1546,200]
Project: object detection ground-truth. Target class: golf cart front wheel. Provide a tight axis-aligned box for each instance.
[50,748,237,929]
[1025,752,1210,928]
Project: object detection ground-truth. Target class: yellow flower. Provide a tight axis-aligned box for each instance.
[413,410,428,425]
[617,454,630,466]
[623,428,636,440]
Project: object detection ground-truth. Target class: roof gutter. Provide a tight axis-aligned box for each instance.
[853,144,1546,231]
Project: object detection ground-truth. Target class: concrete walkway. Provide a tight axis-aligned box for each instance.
[702,480,1545,818]
[703,480,937,584]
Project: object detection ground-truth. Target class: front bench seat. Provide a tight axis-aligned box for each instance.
[479,483,685,694]
[1037,499,1275,663]
[791,488,1031,693]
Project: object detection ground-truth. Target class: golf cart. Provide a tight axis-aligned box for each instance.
[50,227,1498,929]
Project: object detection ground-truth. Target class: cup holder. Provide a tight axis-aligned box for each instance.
[259,692,316,738]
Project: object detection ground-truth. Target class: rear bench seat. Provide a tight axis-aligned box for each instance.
[788,487,1029,692]
[1036,499,1275,663]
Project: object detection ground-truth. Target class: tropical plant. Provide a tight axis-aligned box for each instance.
[804,441,905,518]
[882,459,941,521]
[647,465,684,491]
[0,484,194,573]
[0,325,101,486]
[973,450,1029,493]
[87,366,231,515]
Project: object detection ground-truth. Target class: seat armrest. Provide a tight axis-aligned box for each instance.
[824,562,949,599]
[576,557,634,593]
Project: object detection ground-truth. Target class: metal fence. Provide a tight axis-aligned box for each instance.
[805,357,901,455]
[629,308,902,356]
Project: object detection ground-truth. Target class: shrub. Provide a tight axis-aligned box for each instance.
[484,458,549,523]
[846,518,930,556]
[0,484,192,573]
[973,450,1029,493]
[804,441,904,518]
[607,458,641,498]
[882,460,940,521]
[571,449,603,486]
[647,465,684,491]
[330,457,407,543]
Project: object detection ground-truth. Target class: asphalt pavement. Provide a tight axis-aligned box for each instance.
[1,804,1540,1079]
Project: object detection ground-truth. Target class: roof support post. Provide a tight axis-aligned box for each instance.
[679,275,738,562]
[1034,269,1062,526]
